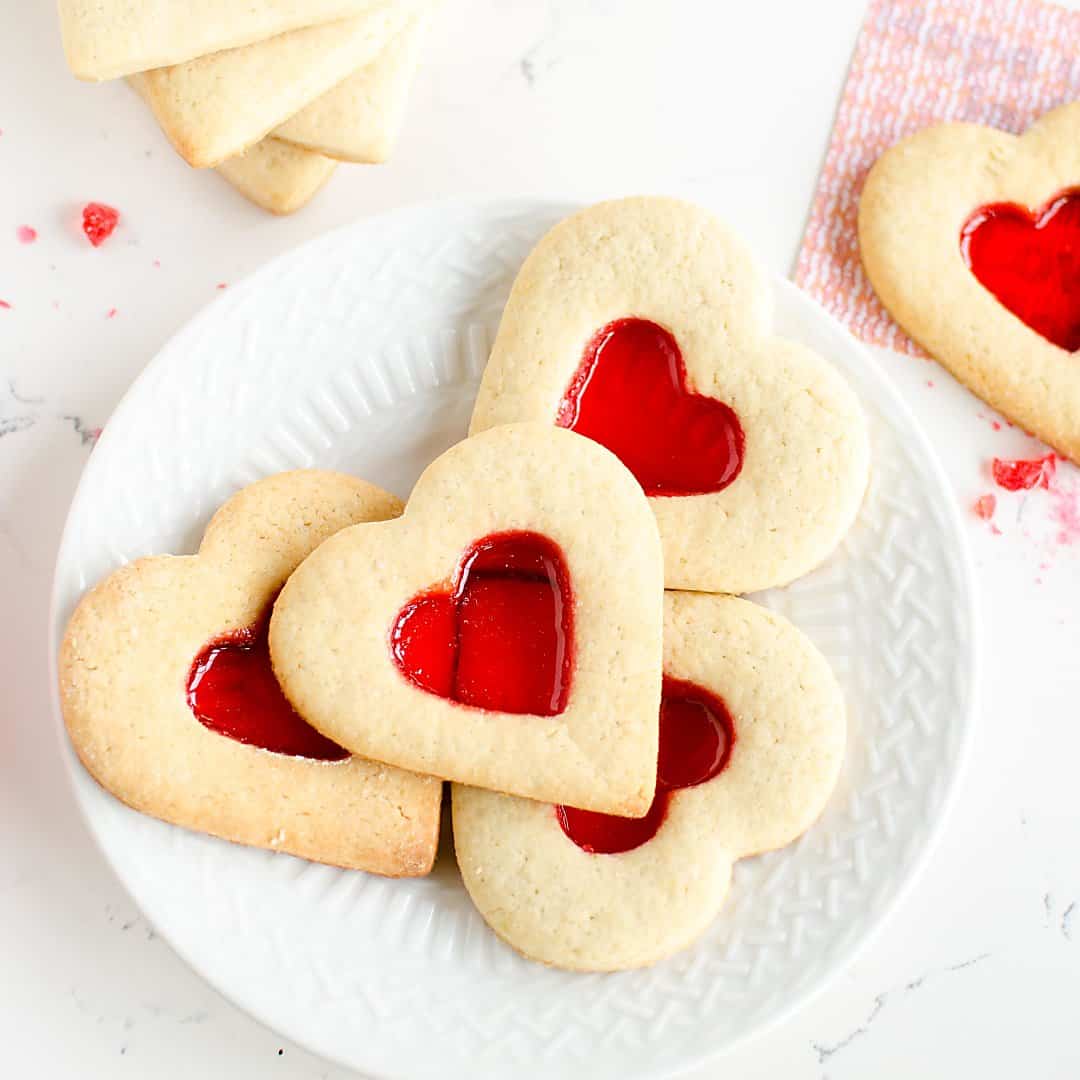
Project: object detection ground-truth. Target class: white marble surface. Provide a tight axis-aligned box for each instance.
[2,1,1078,1076]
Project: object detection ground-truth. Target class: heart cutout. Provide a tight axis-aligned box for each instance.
[555,318,745,497]
[961,190,1080,352]
[390,531,574,716]
[188,609,348,761]
[556,675,734,854]
[469,198,870,593]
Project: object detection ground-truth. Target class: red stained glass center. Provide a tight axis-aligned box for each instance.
[961,191,1080,351]
[556,318,745,497]
[556,676,734,854]
[390,531,574,716]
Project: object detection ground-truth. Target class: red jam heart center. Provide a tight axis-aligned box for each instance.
[555,318,745,497]
[187,612,348,761]
[390,531,574,715]
[961,190,1080,351]
[556,675,734,854]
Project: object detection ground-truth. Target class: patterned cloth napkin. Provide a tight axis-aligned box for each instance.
[795,0,1080,355]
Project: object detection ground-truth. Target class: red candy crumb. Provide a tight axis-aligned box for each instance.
[0,300,10,310]
[82,202,119,247]
[991,421,1002,432]
[105,308,118,319]
[16,225,37,244]
[216,282,228,290]
[991,453,1056,492]
[973,494,996,520]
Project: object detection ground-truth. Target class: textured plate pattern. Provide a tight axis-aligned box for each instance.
[49,200,977,1080]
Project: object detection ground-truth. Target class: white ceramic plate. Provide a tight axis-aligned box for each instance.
[50,199,977,1080]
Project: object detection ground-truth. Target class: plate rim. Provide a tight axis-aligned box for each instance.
[47,195,980,1079]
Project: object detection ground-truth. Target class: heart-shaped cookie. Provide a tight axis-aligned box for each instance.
[469,197,870,594]
[452,591,846,971]
[270,424,664,817]
[59,471,441,876]
[859,102,1080,463]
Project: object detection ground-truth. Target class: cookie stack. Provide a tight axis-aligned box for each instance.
[58,2,434,214]
[59,198,871,972]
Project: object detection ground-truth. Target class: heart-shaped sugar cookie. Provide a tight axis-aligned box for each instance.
[270,423,665,817]
[59,471,441,876]
[452,591,846,971]
[859,102,1080,463]
[469,197,870,594]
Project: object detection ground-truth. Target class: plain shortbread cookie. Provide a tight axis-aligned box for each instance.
[274,11,429,163]
[137,3,418,168]
[215,138,337,215]
[58,0,386,81]
[129,74,335,215]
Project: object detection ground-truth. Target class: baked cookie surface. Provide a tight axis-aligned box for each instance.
[274,11,430,163]
[452,591,846,971]
[270,423,664,818]
[859,102,1080,463]
[469,197,870,594]
[214,137,337,215]
[59,470,441,877]
[58,0,384,81]
[137,3,415,168]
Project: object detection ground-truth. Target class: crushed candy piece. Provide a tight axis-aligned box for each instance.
[82,202,119,247]
[991,454,1056,492]
[973,494,996,520]
[991,421,1002,432]
[0,300,10,310]
[16,225,37,244]
[105,308,117,319]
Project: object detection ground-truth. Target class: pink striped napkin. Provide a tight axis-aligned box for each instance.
[795,0,1080,355]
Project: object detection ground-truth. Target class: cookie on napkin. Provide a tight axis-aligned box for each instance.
[859,102,1080,463]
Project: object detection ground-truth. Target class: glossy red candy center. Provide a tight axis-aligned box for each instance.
[555,318,745,497]
[187,613,348,761]
[390,531,574,715]
[961,191,1080,351]
[556,676,734,854]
